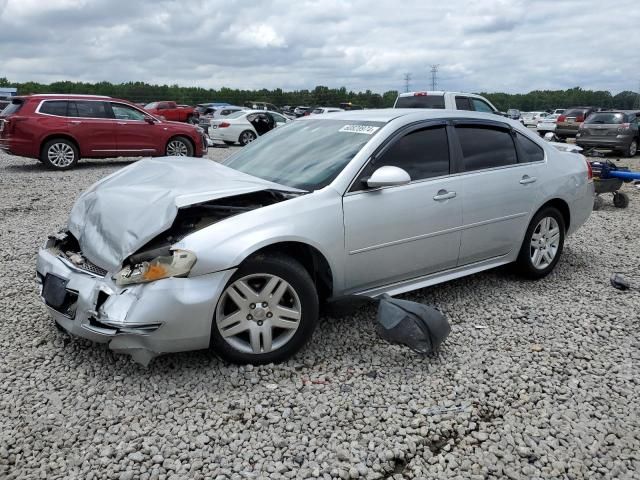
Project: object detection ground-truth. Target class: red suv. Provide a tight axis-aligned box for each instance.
[0,94,206,170]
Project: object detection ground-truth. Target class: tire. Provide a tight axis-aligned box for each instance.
[623,139,637,158]
[40,138,79,170]
[224,141,236,146]
[210,254,319,364]
[515,207,565,279]
[613,192,629,208]
[238,130,257,146]
[165,136,193,157]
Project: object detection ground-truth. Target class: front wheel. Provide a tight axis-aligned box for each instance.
[515,207,565,279]
[41,138,79,170]
[210,255,319,364]
[238,130,256,146]
[166,136,194,156]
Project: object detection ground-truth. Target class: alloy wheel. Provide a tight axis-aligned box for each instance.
[215,274,302,355]
[241,131,256,144]
[530,216,560,270]
[630,140,637,157]
[166,140,189,156]
[47,143,75,168]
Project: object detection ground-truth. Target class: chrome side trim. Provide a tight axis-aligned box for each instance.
[348,212,528,255]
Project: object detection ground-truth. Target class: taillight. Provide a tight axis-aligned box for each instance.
[558,115,566,122]
[618,123,630,132]
[575,115,584,122]
[586,158,593,182]
[413,92,428,96]
[218,122,230,128]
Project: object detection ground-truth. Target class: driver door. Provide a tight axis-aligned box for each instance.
[110,102,159,155]
[342,124,463,293]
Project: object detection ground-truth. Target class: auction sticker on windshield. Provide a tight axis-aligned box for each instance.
[339,125,380,134]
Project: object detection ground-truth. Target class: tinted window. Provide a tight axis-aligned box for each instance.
[516,132,544,163]
[564,108,589,117]
[455,97,473,110]
[371,126,450,181]
[472,98,495,113]
[584,113,626,125]
[271,113,286,123]
[111,103,146,120]
[395,95,445,109]
[70,101,111,119]
[456,126,517,171]
[1,99,24,116]
[40,101,68,116]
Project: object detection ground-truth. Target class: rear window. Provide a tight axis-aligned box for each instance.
[456,125,517,171]
[39,100,69,116]
[1,99,24,116]
[69,101,111,119]
[516,132,545,162]
[584,113,626,124]
[395,94,445,109]
[564,108,589,117]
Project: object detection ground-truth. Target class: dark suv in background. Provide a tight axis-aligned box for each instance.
[555,106,597,139]
[0,94,206,170]
[576,110,639,157]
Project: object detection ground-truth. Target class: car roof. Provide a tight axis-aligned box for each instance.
[19,94,113,100]
[298,108,514,124]
[397,91,486,98]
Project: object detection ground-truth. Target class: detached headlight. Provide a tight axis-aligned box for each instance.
[114,250,197,286]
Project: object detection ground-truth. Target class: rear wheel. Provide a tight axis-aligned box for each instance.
[515,207,565,279]
[239,130,256,146]
[41,138,79,170]
[623,139,637,157]
[210,255,319,364]
[166,136,193,156]
[613,192,629,208]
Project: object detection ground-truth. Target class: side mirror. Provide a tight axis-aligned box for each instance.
[365,166,411,188]
[144,115,156,124]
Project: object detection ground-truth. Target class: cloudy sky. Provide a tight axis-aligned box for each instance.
[0,0,638,94]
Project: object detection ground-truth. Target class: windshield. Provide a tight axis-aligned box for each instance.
[584,113,625,124]
[395,95,445,109]
[223,119,385,190]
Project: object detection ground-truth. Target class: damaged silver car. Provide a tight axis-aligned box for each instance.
[36,110,594,365]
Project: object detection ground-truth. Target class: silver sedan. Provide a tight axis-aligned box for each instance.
[36,109,594,365]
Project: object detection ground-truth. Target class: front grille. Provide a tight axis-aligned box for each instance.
[76,259,108,277]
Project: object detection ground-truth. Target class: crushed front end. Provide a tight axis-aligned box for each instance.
[35,231,234,365]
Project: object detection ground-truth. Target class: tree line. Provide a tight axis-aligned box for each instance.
[1,78,638,111]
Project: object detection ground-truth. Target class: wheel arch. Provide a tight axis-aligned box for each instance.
[40,134,81,157]
[243,241,334,302]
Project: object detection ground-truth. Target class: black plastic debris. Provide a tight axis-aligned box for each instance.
[375,294,450,354]
[610,273,633,291]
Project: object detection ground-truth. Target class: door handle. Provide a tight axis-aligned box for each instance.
[433,190,457,201]
[520,175,537,185]
[117,122,128,125]
[68,120,82,125]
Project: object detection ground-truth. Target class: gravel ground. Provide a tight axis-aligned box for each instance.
[1,149,639,480]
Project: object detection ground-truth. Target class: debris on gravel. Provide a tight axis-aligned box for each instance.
[1,150,639,479]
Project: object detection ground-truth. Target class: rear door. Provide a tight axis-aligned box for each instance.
[67,100,117,156]
[453,122,544,265]
[342,123,463,292]
[110,102,159,155]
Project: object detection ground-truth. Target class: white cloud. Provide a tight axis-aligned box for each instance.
[0,0,638,94]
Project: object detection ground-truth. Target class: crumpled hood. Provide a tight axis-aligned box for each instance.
[68,156,300,271]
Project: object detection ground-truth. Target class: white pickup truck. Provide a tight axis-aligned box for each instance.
[394,91,500,114]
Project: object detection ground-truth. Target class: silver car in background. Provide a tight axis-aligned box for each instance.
[36,110,594,365]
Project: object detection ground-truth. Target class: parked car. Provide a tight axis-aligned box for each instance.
[244,101,281,113]
[555,107,597,140]
[210,110,289,145]
[144,101,197,123]
[196,105,245,129]
[522,111,548,127]
[0,99,10,115]
[576,110,639,157]
[309,107,345,115]
[552,109,565,115]
[506,109,521,120]
[536,114,560,136]
[36,109,594,365]
[293,106,312,117]
[339,102,364,111]
[394,91,499,114]
[0,94,206,169]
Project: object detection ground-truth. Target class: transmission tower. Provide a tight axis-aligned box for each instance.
[430,65,439,91]
[403,73,412,93]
